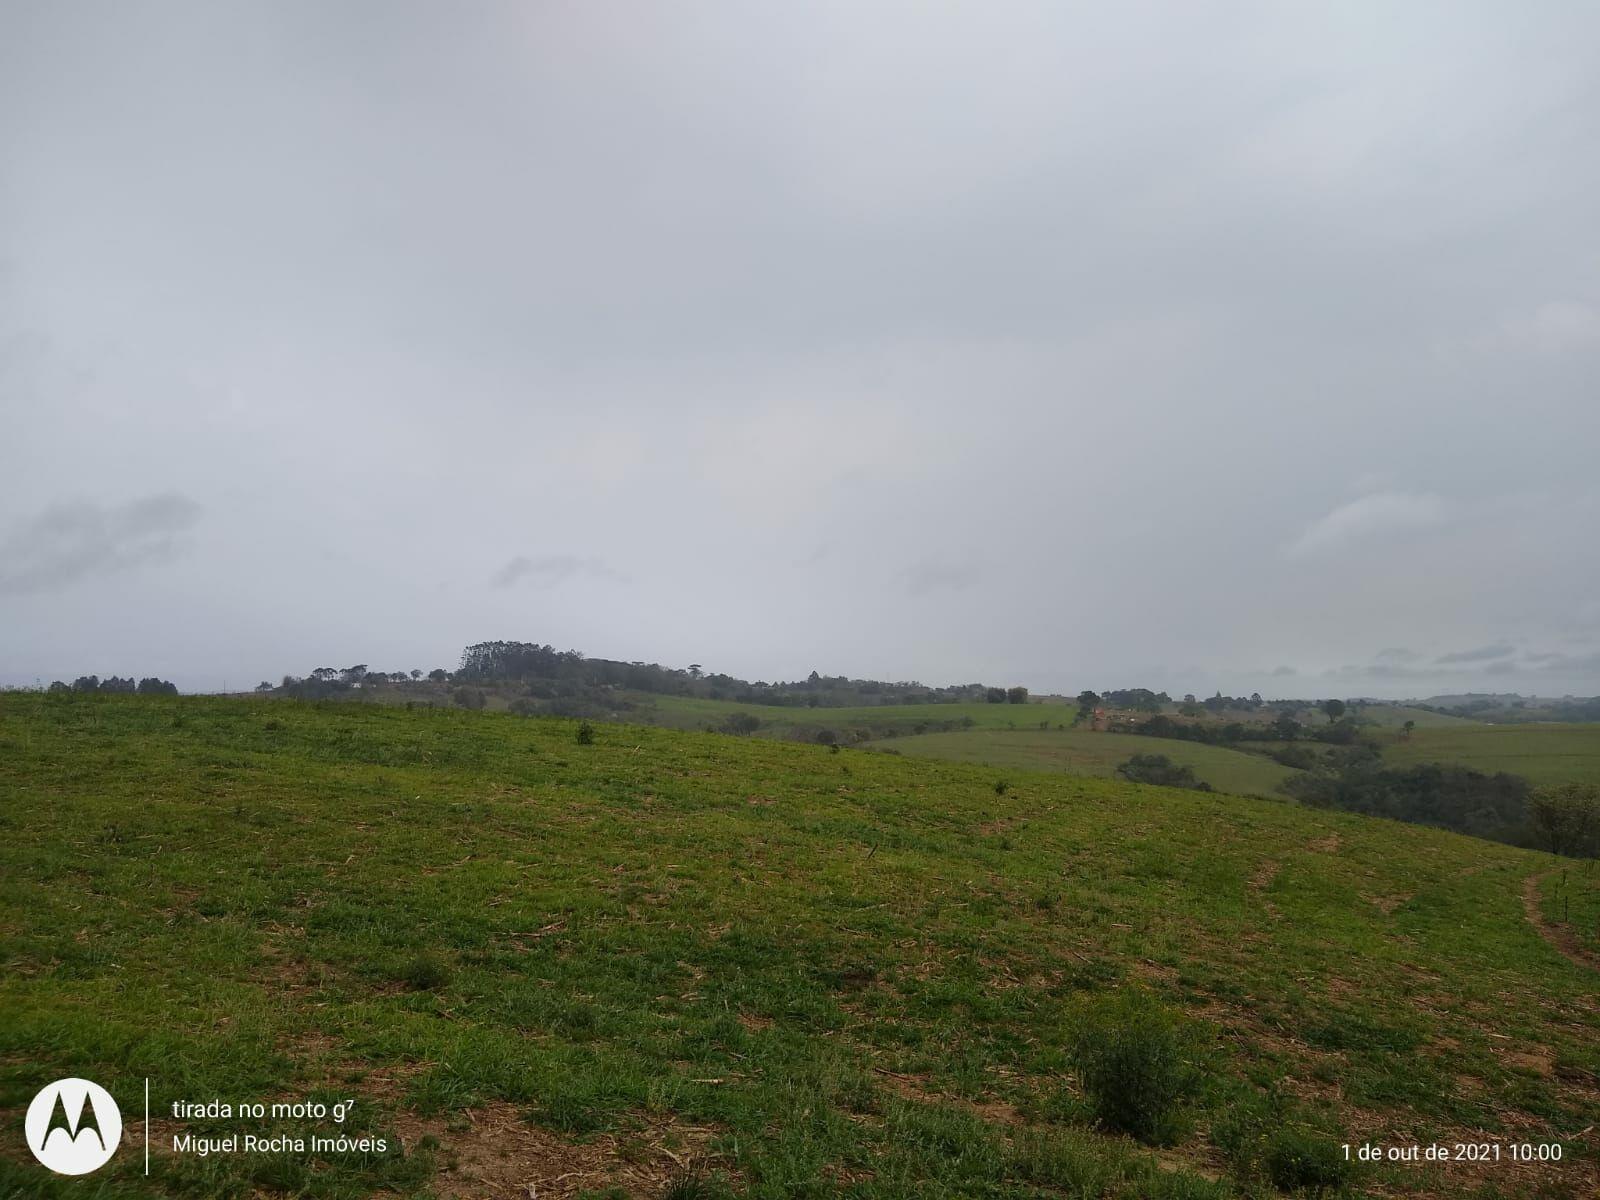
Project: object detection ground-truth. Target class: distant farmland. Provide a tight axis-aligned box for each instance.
[642,696,1090,738]
[866,728,1299,796]
[1352,704,1480,729]
[1385,722,1600,786]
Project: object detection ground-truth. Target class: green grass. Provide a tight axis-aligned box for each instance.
[1351,704,1480,730]
[1385,723,1600,786]
[1,693,1597,1198]
[641,695,1090,738]
[865,728,1298,797]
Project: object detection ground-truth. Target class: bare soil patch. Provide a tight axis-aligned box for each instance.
[1522,872,1600,974]
[390,1103,731,1199]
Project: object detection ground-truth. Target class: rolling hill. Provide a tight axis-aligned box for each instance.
[1385,723,1600,787]
[1,693,1595,1198]
[1350,704,1480,730]
[639,695,1089,737]
[865,728,1299,797]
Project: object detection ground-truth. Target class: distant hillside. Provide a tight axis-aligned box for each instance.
[280,639,1004,711]
[866,727,1300,796]
[1350,703,1478,729]
[1415,693,1600,723]
[1386,722,1600,787]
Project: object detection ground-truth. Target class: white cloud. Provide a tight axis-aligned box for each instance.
[1285,492,1447,559]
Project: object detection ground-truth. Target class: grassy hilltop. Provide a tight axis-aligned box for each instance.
[1,693,1596,1199]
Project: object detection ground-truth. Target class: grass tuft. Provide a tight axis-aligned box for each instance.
[396,952,452,991]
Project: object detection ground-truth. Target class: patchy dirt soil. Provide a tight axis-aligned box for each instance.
[390,1102,732,1199]
[1523,872,1600,974]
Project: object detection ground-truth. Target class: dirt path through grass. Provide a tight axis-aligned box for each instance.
[1523,871,1600,973]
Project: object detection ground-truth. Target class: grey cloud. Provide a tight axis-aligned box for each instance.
[2,4,1599,695]
[0,494,201,596]
[1327,662,1430,681]
[1375,647,1419,662]
[491,554,625,590]
[1271,665,1297,677]
[898,561,982,598]
[1524,650,1568,664]
[1435,644,1516,664]
[1285,492,1447,559]
[1527,650,1600,673]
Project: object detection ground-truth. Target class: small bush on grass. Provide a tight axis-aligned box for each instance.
[397,952,451,991]
[1068,990,1205,1145]
[1263,1127,1353,1195]
[575,721,595,745]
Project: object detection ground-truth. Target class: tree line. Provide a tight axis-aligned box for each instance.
[451,640,1002,708]
[46,675,178,695]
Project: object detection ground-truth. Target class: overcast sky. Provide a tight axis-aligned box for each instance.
[3,2,1598,699]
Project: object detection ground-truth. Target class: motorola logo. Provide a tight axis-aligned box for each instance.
[25,1077,122,1175]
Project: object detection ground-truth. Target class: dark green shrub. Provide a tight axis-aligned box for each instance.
[1117,753,1207,790]
[1263,1127,1352,1194]
[575,721,595,745]
[398,953,451,991]
[1069,990,1204,1145]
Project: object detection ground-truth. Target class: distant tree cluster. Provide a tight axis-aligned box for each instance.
[1102,688,1171,713]
[453,639,992,708]
[1281,761,1537,849]
[1528,783,1600,858]
[1116,753,1214,792]
[276,664,447,701]
[48,675,178,695]
[984,686,1030,704]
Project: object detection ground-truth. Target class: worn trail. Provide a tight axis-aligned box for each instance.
[1523,871,1600,973]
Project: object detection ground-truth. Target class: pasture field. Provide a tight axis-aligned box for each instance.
[864,729,1298,797]
[640,695,1088,738]
[1384,723,1600,786]
[1,693,1597,1199]
[1350,705,1480,730]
